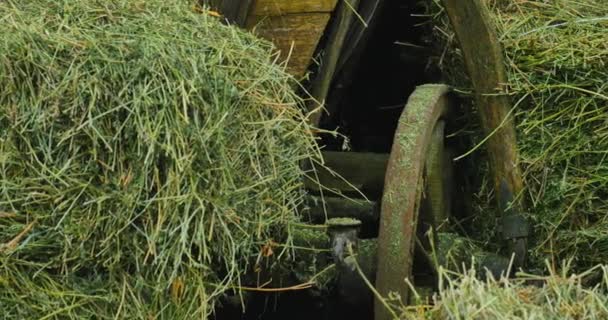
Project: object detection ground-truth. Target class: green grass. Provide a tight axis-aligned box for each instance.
[422,0,608,271]
[403,263,608,320]
[0,0,319,318]
[493,0,608,270]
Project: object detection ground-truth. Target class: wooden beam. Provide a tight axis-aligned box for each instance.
[309,0,362,126]
[441,0,527,267]
[247,13,331,77]
[303,151,389,199]
[252,0,338,16]
[321,0,386,128]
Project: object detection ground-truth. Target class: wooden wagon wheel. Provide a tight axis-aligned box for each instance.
[374,84,453,320]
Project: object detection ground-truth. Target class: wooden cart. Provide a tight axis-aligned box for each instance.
[212,2,528,320]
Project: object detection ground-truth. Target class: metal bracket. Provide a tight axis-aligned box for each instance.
[499,180,529,269]
[502,214,529,240]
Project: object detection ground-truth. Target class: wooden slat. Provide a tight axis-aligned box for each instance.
[247,13,331,77]
[303,151,389,199]
[309,0,361,126]
[252,0,338,16]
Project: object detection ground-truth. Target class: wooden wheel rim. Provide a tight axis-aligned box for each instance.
[374,84,452,320]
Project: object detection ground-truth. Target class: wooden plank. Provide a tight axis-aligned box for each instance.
[441,0,527,267]
[252,0,338,16]
[303,196,377,225]
[246,13,330,77]
[303,151,389,199]
[336,0,383,72]
[309,0,361,126]
[323,0,386,127]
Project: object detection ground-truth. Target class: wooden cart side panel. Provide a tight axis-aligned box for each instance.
[247,13,331,77]
[207,0,339,77]
[252,0,338,16]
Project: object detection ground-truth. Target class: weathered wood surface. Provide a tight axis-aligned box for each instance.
[336,0,383,75]
[375,85,450,320]
[246,13,331,77]
[303,195,377,225]
[206,0,338,77]
[252,0,338,16]
[441,0,527,267]
[309,0,361,125]
[424,120,450,231]
[321,0,385,129]
[303,151,389,199]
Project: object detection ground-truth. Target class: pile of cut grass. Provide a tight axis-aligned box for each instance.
[422,0,608,270]
[494,0,608,270]
[0,0,318,318]
[402,263,608,320]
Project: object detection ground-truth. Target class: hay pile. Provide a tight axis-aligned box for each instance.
[402,264,608,320]
[424,0,608,270]
[0,0,318,318]
[495,0,608,270]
